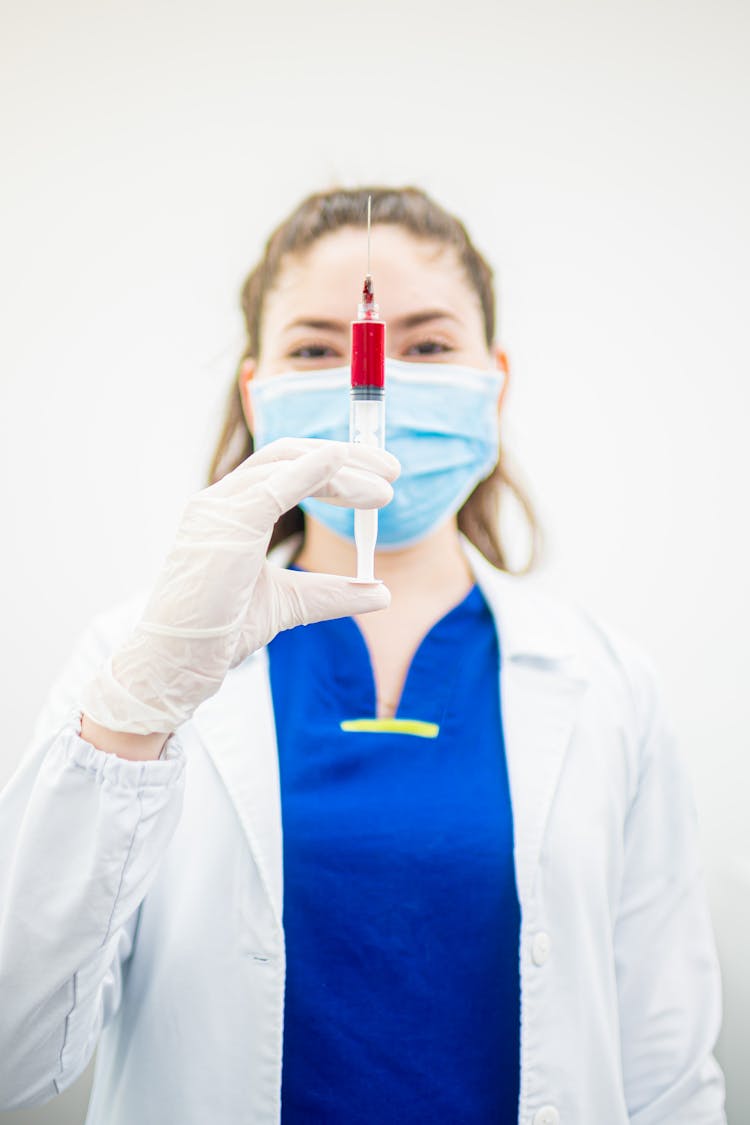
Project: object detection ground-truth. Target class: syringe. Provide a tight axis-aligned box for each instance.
[350,196,385,583]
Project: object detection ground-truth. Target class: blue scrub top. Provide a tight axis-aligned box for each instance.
[267,573,521,1123]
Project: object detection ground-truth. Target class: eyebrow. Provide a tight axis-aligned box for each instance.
[283,309,461,334]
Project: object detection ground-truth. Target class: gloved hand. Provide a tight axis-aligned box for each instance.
[79,438,400,735]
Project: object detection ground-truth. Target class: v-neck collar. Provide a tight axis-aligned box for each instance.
[289,565,487,722]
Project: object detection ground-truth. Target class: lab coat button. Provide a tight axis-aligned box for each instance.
[532,1106,560,1125]
[531,931,551,965]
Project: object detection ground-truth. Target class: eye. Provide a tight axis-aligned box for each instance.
[404,339,454,357]
[287,343,340,359]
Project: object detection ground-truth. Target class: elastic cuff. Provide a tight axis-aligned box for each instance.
[57,709,187,789]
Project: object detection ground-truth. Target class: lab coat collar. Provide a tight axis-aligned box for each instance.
[457,534,579,663]
[193,532,589,929]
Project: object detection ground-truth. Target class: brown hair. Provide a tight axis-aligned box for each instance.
[207,185,543,574]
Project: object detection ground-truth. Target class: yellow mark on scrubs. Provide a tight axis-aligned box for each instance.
[340,718,440,739]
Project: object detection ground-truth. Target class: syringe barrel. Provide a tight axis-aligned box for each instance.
[350,389,384,583]
[350,296,385,582]
[351,319,385,389]
[349,387,385,450]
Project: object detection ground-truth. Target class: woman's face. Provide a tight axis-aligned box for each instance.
[239,224,509,425]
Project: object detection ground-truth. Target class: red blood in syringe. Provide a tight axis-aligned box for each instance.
[351,276,385,389]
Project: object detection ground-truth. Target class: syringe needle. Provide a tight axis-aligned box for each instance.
[367,194,372,278]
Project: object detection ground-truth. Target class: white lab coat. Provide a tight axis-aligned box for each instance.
[0,535,726,1124]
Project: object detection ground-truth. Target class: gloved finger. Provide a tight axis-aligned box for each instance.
[310,464,395,506]
[243,438,401,483]
[250,461,394,508]
[274,567,390,628]
[250,444,355,525]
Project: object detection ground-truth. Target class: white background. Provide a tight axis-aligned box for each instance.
[1,0,748,1120]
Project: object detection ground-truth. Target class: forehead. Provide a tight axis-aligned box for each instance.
[262,225,483,331]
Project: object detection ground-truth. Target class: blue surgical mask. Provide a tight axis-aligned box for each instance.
[248,357,506,551]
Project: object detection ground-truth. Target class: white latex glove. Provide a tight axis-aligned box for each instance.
[79,438,400,735]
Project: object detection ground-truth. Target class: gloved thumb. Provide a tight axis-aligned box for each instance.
[274,566,390,629]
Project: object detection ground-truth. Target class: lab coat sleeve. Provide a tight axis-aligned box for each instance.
[612,643,726,1124]
[0,605,187,1110]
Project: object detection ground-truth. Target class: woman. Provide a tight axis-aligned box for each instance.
[0,187,726,1124]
